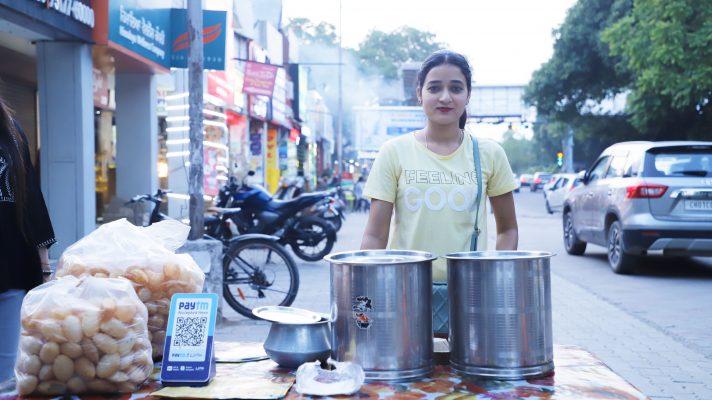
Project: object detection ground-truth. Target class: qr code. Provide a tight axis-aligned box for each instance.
[172,317,208,347]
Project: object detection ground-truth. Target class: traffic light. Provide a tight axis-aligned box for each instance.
[556,152,564,167]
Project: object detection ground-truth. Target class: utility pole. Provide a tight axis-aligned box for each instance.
[187,0,204,239]
[564,128,575,173]
[336,0,343,177]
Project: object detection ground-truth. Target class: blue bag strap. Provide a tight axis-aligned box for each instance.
[470,134,483,251]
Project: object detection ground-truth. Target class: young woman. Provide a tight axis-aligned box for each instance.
[0,95,55,385]
[360,50,518,334]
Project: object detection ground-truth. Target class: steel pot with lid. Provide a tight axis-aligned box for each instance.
[325,250,435,382]
[445,251,555,380]
[254,306,331,369]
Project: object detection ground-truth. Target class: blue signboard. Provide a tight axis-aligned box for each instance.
[108,1,171,67]
[107,1,226,70]
[170,9,227,70]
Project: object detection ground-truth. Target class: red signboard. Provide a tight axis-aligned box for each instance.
[207,71,234,105]
[242,61,278,97]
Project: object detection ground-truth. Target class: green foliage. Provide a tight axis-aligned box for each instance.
[356,27,445,80]
[526,0,712,151]
[500,128,539,173]
[602,0,712,138]
[524,0,632,119]
[284,18,338,46]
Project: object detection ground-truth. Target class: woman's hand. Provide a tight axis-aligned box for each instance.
[490,192,518,250]
[360,199,394,249]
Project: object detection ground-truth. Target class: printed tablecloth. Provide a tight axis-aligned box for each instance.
[0,345,648,400]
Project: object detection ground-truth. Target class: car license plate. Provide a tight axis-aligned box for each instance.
[684,200,712,211]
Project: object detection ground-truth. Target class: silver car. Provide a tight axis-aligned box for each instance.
[563,141,712,274]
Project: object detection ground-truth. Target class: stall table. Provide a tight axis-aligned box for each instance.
[0,344,649,400]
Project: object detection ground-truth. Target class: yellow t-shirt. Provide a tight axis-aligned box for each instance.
[364,131,518,282]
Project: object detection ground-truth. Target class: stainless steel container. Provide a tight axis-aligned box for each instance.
[262,317,332,369]
[445,251,554,380]
[325,250,436,381]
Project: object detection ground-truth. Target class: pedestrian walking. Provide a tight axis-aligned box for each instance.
[360,50,519,337]
[353,176,367,212]
[0,94,55,386]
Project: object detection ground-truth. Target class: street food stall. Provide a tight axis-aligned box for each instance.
[2,231,650,399]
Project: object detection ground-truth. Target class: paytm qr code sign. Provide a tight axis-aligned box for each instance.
[160,293,218,386]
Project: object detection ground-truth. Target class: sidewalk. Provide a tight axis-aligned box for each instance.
[216,211,712,400]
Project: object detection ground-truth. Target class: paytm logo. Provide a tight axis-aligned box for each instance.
[178,301,209,311]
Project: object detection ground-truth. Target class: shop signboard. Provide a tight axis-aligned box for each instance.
[6,0,94,41]
[353,106,426,151]
[249,95,269,121]
[207,71,234,105]
[107,1,171,67]
[104,1,226,70]
[249,131,262,156]
[233,69,246,111]
[170,9,226,70]
[93,68,110,108]
[289,64,309,122]
[204,147,220,196]
[243,61,278,97]
[270,68,289,128]
[266,127,279,193]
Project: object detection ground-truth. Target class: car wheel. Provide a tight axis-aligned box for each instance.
[607,220,637,274]
[545,199,554,214]
[563,212,586,255]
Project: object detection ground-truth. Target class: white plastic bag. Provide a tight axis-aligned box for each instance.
[55,219,205,358]
[15,276,153,396]
[294,358,365,396]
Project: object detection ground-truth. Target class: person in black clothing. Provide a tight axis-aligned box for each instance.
[0,95,55,385]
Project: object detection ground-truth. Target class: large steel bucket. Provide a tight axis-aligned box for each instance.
[325,250,436,381]
[445,251,554,379]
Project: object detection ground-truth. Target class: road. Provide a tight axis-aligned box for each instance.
[513,190,712,360]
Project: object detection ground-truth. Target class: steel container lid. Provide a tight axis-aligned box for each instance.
[324,249,437,265]
[444,250,555,260]
[252,306,323,324]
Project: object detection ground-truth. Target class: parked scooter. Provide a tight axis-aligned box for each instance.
[217,172,337,262]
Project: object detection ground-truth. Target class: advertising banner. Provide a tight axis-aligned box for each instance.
[243,61,278,97]
[207,71,234,105]
[266,127,279,193]
[170,9,227,70]
[353,107,426,151]
[105,1,226,70]
[204,147,220,196]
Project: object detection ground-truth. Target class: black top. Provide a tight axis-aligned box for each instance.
[0,122,55,293]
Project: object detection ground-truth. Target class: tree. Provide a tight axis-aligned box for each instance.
[284,17,338,46]
[523,0,639,163]
[500,128,539,173]
[356,26,445,80]
[602,0,712,139]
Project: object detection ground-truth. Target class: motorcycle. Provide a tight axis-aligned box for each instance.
[217,172,337,262]
[305,191,346,232]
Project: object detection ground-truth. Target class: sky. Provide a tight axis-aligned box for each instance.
[282,0,578,86]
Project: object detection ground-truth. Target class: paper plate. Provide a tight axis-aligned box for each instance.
[252,306,322,324]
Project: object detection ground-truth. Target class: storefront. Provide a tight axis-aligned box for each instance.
[0,0,96,256]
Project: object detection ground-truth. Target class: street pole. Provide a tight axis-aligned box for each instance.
[336,0,343,178]
[187,0,204,239]
[565,128,574,173]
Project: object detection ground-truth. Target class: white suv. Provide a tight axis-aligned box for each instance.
[562,141,712,274]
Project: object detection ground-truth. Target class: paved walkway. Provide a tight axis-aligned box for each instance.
[216,211,712,400]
